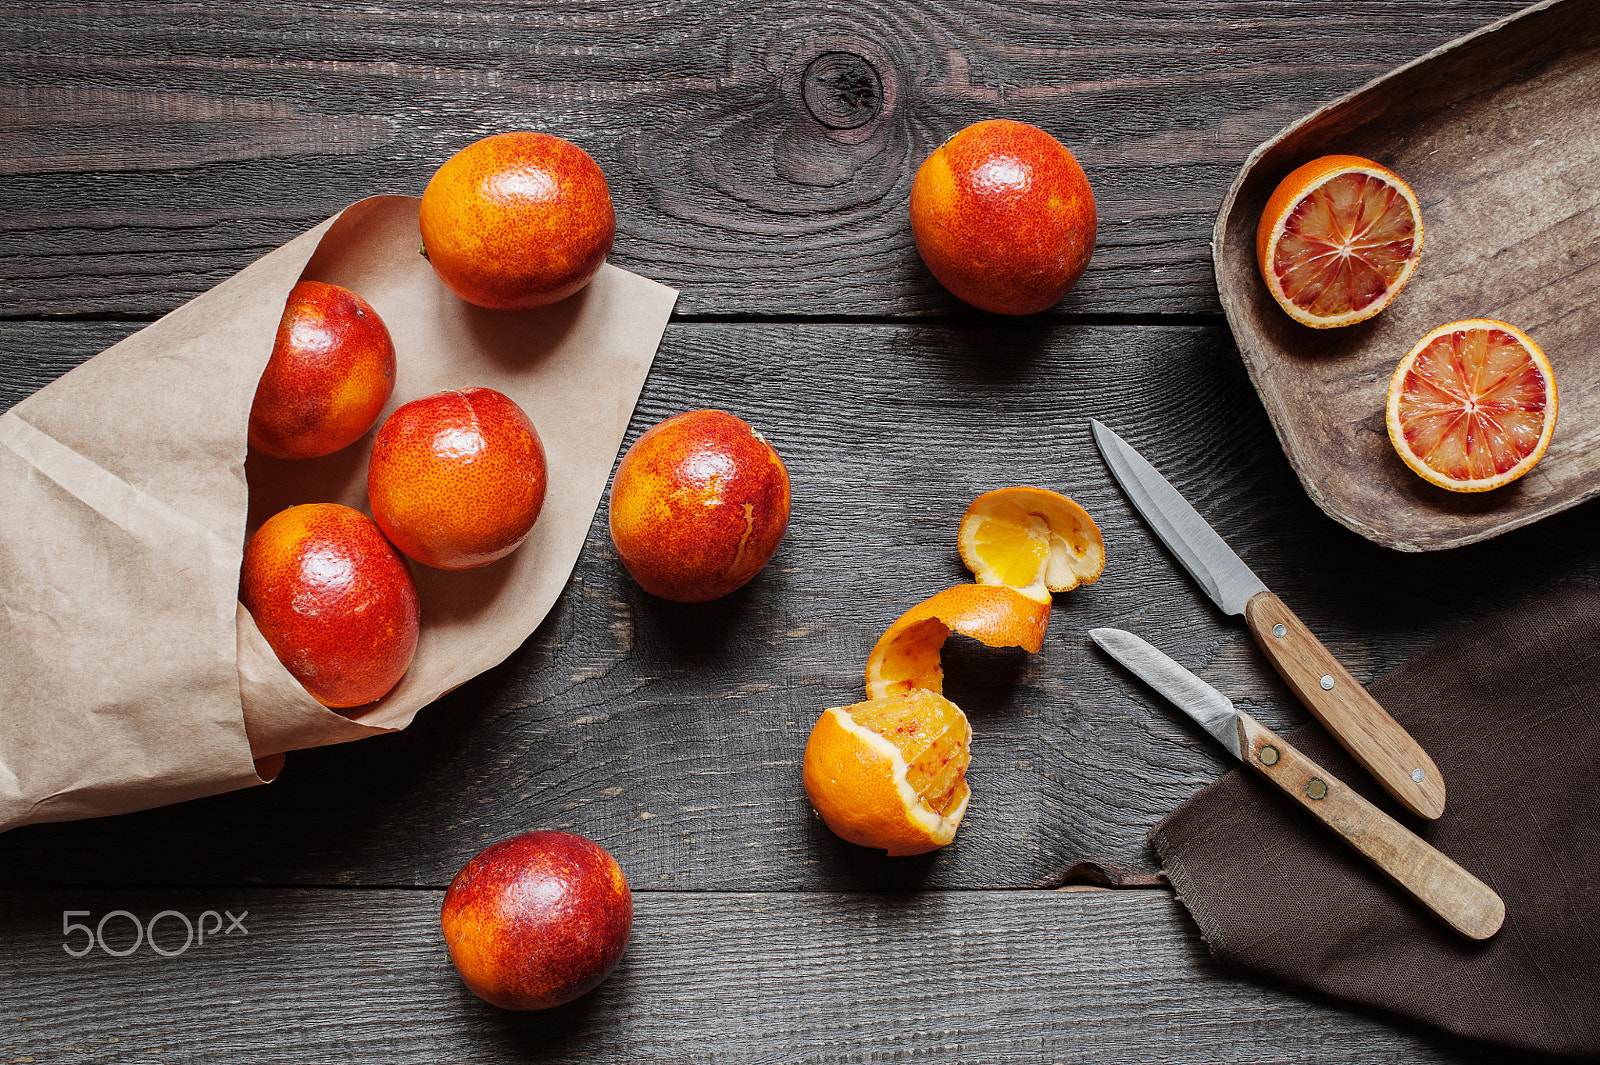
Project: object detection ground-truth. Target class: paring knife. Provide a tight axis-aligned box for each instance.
[1090,419,1446,820]
[1088,627,1503,940]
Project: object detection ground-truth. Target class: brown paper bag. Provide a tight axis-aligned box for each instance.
[0,195,678,833]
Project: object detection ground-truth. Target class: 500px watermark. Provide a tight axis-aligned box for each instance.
[61,909,248,958]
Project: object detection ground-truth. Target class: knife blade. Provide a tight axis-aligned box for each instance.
[1088,627,1503,940]
[1090,418,1446,820]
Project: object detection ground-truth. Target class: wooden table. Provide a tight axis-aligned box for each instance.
[3,3,1596,1061]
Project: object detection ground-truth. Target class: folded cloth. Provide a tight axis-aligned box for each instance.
[1150,585,1600,1056]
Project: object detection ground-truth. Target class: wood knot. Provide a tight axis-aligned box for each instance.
[801,52,883,131]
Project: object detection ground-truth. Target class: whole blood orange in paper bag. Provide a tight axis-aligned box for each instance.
[607,409,791,603]
[910,119,1097,315]
[419,131,616,310]
[247,280,396,460]
[1256,155,1423,328]
[367,387,548,570]
[803,689,972,856]
[1386,319,1558,492]
[442,830,632,1011]
[239,503,420,709]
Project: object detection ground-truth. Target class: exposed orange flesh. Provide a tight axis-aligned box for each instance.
[958,486,1105,601]
[1386,319,1558,492]
[802,689,972,856]
[1256,155,1422,328]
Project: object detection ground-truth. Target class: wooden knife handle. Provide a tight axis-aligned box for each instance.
[1244,589,1446,820]
[1234,712,1504,940]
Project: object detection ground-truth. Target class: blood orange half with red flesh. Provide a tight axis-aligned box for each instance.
[1256,155,1423,328]
[1386,319,1558,493]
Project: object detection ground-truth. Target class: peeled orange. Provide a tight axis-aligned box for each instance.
[957,487,1104,602]
[864,583,1049,701]
[1256,155,1423,328]
[803,689,972,856]
[1386,319,1558,492]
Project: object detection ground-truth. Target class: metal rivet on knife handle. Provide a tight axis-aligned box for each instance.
[1259,745,1279,765]
[1272,623,1287,638]
[1412,768,1426,783]
[1242,589,1446,820]
[1233,711,1504,940]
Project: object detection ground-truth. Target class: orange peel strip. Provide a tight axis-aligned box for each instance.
[864,583,1050,701]
[957,486,1105,601]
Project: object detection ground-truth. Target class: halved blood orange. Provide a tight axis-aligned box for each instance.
[1256,155,1423,328]
[864,583,1049,701]
[1386,319,1558,493]
[803,689,972,856]
[957,486,1104,602]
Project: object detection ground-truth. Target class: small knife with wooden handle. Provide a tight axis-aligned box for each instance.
[1091,419,1446,819]
[1089,627,1503,940]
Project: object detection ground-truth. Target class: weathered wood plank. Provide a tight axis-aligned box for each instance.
[0,1,1529,317]
[0,886,1548,1063]
[3,318,1595,889]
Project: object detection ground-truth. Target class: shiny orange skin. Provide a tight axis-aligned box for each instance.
[607,410,791,603]
[419,131,616,310]
[910,119,1097,315]
[367,387,548,570]
[238,503,419,709]
[441,831,633,1011]
[248,281,397,460]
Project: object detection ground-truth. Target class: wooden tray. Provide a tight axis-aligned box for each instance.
[1213,0,1600,552]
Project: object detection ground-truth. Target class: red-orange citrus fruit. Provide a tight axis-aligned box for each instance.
[607,409,791,603]
[1386,319,1558,492]
[864,583,1049,701]
[957,486,1105,602]
[910,119,1097,315]
[441,831,632,1011]
[1256,154,1423,328]
[803,689,972,856]
[419,131,615,310]
[367,387,548,570]
[239,503,419,709]
[248,280,396,460]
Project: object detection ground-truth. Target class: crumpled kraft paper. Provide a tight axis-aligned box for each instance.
[0,195,678,833]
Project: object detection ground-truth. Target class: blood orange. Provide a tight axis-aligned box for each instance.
[910,119,1097,316]
[419,132,615,311]
[1386,319,1558,492]
[367,388,548,570]
[248,281,396,460]
[607,410,790,603]
[239,503,419,709]
[803,689,972,857]
[1256,155,1423,328]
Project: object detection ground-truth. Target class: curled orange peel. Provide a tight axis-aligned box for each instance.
[957,486,1105,602]
[864,583,1050,701]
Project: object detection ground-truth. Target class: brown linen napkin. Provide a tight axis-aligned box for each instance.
[1149,584,1600,1056]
